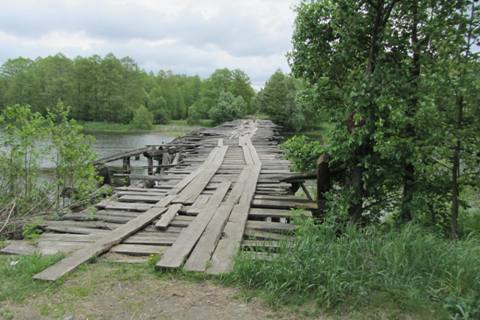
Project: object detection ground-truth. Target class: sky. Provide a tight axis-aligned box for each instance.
[0,0,300,88]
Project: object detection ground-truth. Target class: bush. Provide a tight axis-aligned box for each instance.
[280,135,324,172]
[129,105,154,129]
[226,219,480,318]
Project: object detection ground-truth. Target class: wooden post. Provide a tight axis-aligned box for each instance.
[316,153,331,216]
[147,156,154,175]
[123,157,131,186]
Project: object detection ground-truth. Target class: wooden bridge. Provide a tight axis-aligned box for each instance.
[1,119,317,281]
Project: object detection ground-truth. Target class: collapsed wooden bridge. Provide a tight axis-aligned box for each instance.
[1,119,317,281]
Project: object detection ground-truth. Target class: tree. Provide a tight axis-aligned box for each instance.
[0,103,99,215]
[291,0,403,222]
[147,87,169,124]
[290,0,480,233]
[130,105,154,129]
[256,70,307,131]
[189,68,255,121]
[208,91,246,125]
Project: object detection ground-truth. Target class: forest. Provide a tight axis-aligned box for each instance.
[0,54,313,130]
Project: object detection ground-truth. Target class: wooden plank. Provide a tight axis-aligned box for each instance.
[156,181,231,269]
[33,197,174,281]
[110,244,166,256]
[248,208,297,218]
[174,145,228,204]
[155,204,182,230]
[251,199,317,210]
[0,241,36,255]
[167,145,221,195]
[96,200,152,212]
[184,203,235,272]
[246,221,296,233]
[207,137,261,274]
[42,225,111,235]
[244,229,291,241]
[118,195,163,203]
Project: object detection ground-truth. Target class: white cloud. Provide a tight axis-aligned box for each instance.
[0,0,300,87]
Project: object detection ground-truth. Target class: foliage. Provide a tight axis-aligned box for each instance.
[289,0,480,233]
[280,135,324,172]
[0,54,256,125]
[129,105,154,130]
[226,217,480,319]
[208,91,247,125]
[188,68,255,121]
[47,102,100,204]
[0,105,50,213]
[0,103,100,223]
[255,70,312,131]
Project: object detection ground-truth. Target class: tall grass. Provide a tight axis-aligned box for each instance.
[225,218,480,319]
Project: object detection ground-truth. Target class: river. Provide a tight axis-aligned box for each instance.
[0,131,175,170]
[91,131,174,163]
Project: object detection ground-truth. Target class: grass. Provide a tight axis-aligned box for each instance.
[224,217,480,319]
[80,119,212,136]
[0,254,64,304]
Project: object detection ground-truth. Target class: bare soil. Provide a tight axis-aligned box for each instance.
[1,261,303,320]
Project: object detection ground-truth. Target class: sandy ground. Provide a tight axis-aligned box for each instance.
[2,262,301,320]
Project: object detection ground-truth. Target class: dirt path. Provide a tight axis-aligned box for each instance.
[2,261,296,320]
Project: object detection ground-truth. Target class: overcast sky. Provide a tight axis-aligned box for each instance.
[0,0,300,88]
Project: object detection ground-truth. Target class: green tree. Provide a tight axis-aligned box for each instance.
[256,70,306,131]
[147,87,169,124]
[47,101,99,206]
[130,105,154,129]
[208,91,246,125]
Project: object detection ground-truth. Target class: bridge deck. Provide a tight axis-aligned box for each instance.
[1,119,315,280]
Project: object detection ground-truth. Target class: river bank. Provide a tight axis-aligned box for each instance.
[80,119,212,137]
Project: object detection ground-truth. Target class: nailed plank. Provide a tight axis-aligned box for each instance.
[251,199,317,210]
[246,221,296,233]
[173,145,228,204]
[110,244,166,256]
[184,203,235,272]
[96,200,152,212]
[167,145,221,195]
[207,137,261,274]
[156,181,231,269]
[244,229,292,241]
[118,195,163,203]
[33,200,172,281]
[155,204,183,230]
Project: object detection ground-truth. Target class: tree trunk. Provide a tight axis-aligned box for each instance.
[400,0,420,223]
[451,95,464,239]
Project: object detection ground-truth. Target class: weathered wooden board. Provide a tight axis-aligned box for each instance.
[184,203,235,272]
[156,181,231,269]
[33,199,173,281]
[155,204,183,230]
